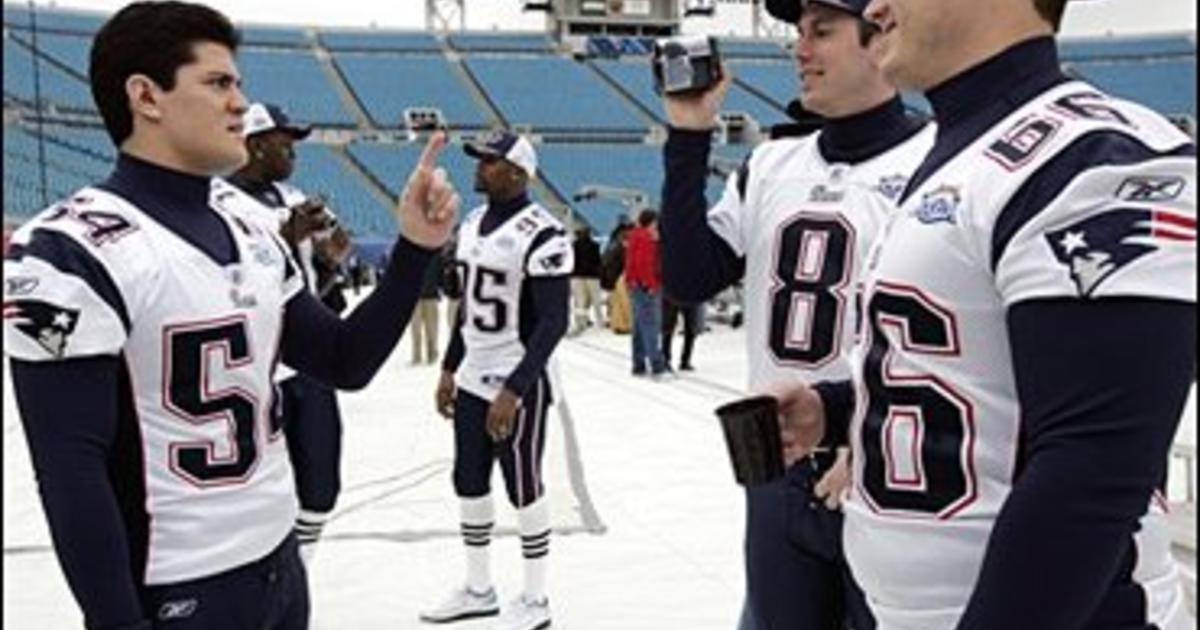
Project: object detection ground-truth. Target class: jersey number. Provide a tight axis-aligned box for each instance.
[859,282,976,518]
[768,214,853,367]
[164,318,260,486]
[463,263,509,333]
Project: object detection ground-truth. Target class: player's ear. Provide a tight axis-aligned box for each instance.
[861,20,886,66]
[126,73,164,123]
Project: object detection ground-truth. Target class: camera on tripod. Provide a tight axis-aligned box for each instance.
[651,35,723,96]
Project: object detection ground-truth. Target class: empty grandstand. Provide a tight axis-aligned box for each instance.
[3,3,1195,255]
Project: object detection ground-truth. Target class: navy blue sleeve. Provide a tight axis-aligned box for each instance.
[282,236,435,390]
[441,301,465,374]
[956,297,1195,629]
[660,127,746,304]
[813,380,854,447]
[9,357,151,630]
[504,275,569,397]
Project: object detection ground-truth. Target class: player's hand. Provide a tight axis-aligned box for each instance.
[486,388,521,441]
[662,63,734,131]
[318,226,352,265]
[813,447,852,510]
[283,198,333,244]
[436,370,456,420]
[397,131,459,249]
[758,380,826,467]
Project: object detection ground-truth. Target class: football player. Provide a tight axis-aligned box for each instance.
[773,0,1197,627]
[2,3,457,629]
[659,0,934,627]
[423,130,572,630]
[227,101,350,568]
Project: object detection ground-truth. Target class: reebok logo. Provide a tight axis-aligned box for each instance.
[1115,175,1185,203]
[157,598,199,621]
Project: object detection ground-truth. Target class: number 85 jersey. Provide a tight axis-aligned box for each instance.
[4,179,304,585]
[454,201,574,401]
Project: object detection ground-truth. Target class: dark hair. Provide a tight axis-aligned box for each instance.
[89,1,240,146]
[637,209,658,227]
[1033,0,1068,30]
[856,17,880,47]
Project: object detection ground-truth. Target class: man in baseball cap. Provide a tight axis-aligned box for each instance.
[242,102,313,140]
[235,102,312,190]
[228,102,350,578]
[660,0,931,628]
[766,0,869,22]
[464,129,538,181]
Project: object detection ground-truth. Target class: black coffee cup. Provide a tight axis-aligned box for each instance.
[715,395,786,486]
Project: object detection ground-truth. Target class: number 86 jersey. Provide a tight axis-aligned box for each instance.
[844,83,1196,629]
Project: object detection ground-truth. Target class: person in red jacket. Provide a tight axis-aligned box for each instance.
[624,209,669,377]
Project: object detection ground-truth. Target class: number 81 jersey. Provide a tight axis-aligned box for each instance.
[3,179,304,585]
[454,201,574,401]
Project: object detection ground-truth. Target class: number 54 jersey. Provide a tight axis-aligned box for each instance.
[846,83,1195,629]
[707,125,935,390]
[3,179,304,585]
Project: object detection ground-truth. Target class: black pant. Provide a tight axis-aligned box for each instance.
[743,459,874,630]
[662,300,700,368]
[139,535,309,629]
[281,374,343,512]
[452,376,552,507]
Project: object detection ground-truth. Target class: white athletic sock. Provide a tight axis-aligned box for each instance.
[461,495,494,593]
[295,509,331,567]
[517,497,550,602]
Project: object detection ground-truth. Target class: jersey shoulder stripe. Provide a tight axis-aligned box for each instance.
[522,203,567,230]
[4,187,148,360]
[519,204,574,278]
[991,131,1195,270]
[7,227,131,332]
[964,82,1198,304]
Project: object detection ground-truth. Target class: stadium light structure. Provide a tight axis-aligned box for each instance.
[684,0,716,17]
[570,184,652,228]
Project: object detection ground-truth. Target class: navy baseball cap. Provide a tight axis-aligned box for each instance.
[464,129,538,179]
[242,102,312,139]
[766,0,870,23]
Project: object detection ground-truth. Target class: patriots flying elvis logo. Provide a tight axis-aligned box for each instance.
[2,299,81,358]
[1045,207,1196,297]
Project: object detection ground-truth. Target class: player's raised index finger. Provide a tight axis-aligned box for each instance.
[417,130,447,172]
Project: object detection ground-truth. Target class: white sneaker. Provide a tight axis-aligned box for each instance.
[419,586,500,623]
[494,595,551,630]
[650,369,676,382]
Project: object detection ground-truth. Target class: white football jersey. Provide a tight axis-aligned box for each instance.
[233,180,322,291]
[454,201,574,401]
[3,178,304,585]
[844,81,1196,629]
[227,178,331,382]
[708,125,935,390]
